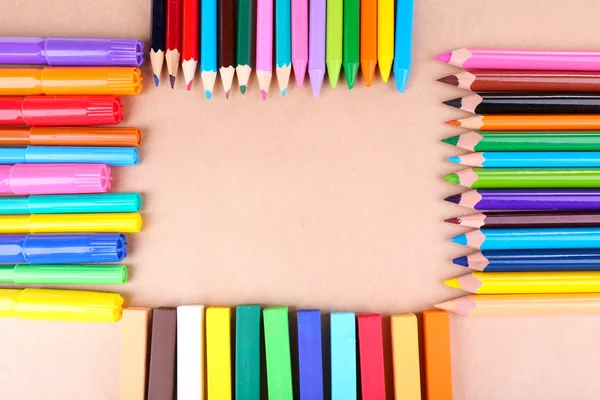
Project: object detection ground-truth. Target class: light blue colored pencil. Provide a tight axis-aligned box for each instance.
[452,227,600,250]
[201,0,218,99]
[276,0,292,96]
[451,152,600,168]
[331,312,357,400]
[393,0,414,92]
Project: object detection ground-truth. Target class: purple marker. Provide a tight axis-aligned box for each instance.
[308,0,325,97]
[0,37,144,67]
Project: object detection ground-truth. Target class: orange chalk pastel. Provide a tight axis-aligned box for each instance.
[423,310,453,400]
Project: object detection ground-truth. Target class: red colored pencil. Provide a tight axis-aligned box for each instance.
[358,314,386,400]
[166,0,183,88]
[182,0,199,90]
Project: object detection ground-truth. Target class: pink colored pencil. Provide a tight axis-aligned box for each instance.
[291,0,308,87]
[436,48,600,71]
[256,0,273,100]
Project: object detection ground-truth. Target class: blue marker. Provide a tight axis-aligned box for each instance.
[275,0,292,95]
[393,0,414,92]
[0,146,138,166]
[201,0,218,99]
[450,152,600,168]
[297,310,324,400]
[331,312,357,400]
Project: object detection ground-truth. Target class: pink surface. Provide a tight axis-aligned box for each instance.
[2,1,600,399]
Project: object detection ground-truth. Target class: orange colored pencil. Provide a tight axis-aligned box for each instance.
[447,115,600,131]
[360,0,377,87]
[423,310,453,400]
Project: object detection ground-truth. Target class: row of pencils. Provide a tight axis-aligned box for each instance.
[438,48,600,317]
[150,0,414,99]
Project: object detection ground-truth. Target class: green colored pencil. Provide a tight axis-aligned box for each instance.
[442,131,600,152]
[263,306,293,400]
[343,0,360,89]
[446,168,600,189]
[236,0,255,94]
[236,305,261,400]
[326,0,343,88]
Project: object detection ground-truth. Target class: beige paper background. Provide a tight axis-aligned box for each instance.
[1,0,600,399]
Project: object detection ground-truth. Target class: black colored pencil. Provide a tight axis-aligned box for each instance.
[151,0,167,86]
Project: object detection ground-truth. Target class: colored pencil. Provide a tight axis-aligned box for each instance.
[150,0,167,86]
[219,0,236,98]
[330,312,357,400]
[435,293,600,316]
[201,0,218,99]
[449,152,600,168]
[342,0,360,89]
[454,249,600,272]
[263,307,293,400]
[442,131,600,152]
[182,0,199,90]
[393,0,413,92]
[361,0,378,87]
[423,310,453,400]
[436,48,600,71]
[452,227,600,250]
[120,307,151,400]
[357,314,386,400]
[390,314,421,400]
[147,308,177,400]
[378,0,394,83]
[444,93,600,115]
[326,0,343,88]
[438,70,600,93]
[236,0,255,94]
[275,0,292,95]
[165,0,182,88]
[447,115,600,131]
[256,0,273,100]
[297,310,324,400]
[447,271,600,294]
[446,211,600,229]
[236,305,261,400]
[206,307,232,400]
[308,0,326,97]
[177,305,204,400]
[445,168,600,189]
[291,0,308,87]
[445,189,600,211]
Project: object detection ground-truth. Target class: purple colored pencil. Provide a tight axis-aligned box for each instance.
[308,0,326,97]
[446,189,600,210]
[0,37,144,66]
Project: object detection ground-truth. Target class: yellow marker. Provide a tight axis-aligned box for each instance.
[0,288,123,322]
[378,0,395,82]
[206,307,232,399]
[446,271,600,294]
[0,213,142,233]
[391,314,421,400]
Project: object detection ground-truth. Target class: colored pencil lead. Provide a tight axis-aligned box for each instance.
[435,52,451,63]
[450,234,467,245]
[169,74,176,88]
[444,278,461,289]
[443,98,461,109]
[437,75,458,87]
[444,194,461,204]
[448,156,460,164]
[444,173,459,184]
[444,217,460,224]
[441,136,459,146]
[446,120,460,126]
[154,74,160,87]
[453,256,468,267]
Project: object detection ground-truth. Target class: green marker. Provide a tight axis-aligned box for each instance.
[0,264,127,285]
[343,0,360,89]
[263,306,293,400]
[326,0,343,88]
[236,305,261,400]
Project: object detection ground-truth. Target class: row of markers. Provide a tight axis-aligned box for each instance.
[150,0,414,99]
[439,48,600,316]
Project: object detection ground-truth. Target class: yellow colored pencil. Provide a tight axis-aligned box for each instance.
[391,314,421,400]
[0,213,142,233]
[206,307,232,400]
[377,0,395,82]
[446,271,600,294]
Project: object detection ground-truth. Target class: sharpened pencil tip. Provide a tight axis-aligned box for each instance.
[281,88,287,97]
[444,278,461,289]
[186,81,193,91]
[260,90,268,101]
[153,74,160,87]
[225,91,230,99]
[443,98,461,109]
[444,194,462,204]
[240,85,247,95]
[434,300,456,312]
[436,52,452,63]
[445,217,461,224]
[446,120,461,127]
[451,234,467,246]
[444,173,460,184]
[442,136,459,146]
[453,256,468,267]
[448,156,461,164]
[437,75,459,87]
[169,75,176,89]
[205,90,212,100]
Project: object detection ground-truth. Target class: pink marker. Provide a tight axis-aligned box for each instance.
[256,0,273,100]
[0,164,111,195]
[291,0,308,87]
[436,48,600,71]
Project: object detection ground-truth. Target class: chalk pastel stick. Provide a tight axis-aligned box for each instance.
[177,305,204,400]
[331,312,357,400]
[120,307,152,400]
[236,305,261,400]
[423,310,453,400]
[297,309,324,400]
[264,306,294,400]
[148,307,177,400]
[358,314,386,400]
[206,307,232,400]
[391,313,421,400]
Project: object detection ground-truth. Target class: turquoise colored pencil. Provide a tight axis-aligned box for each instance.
[201,0,218,99]
[393,0,414,92]
[276,0,292,95]
[330,312,357,400]
[450,152,600,168]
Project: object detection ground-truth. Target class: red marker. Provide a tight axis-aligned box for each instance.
[358,314,386,400]
[166,0,183,88]
[182,0,199,90]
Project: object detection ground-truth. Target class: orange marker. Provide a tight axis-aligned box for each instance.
[0,67,142,96]
[423,310,453,400]
[360,0,377,87]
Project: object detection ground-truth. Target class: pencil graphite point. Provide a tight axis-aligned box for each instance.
[446,120,460,127]
[205,90,212,100]
[240,85,247,94]
[153,74,160,87]
[435,52,451,63]
[451,234,467,246]
[169,75,176,89]
[453,256,468,267]
[437,75,458,87]
[394,68,410,92]
[444,173,459,185]
[236,65,252,95]
[444,278,460,289]
[260,90,268,101]
[442,136,459,146]
[443,98,461,109]
[281,88,287,97]
[444,194,461,204]
[186,81,193,91]
[444,217,460,224]
[448,156,461,164]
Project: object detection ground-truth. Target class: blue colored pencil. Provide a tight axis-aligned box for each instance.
[275,0,292,95]
[331,312,357,400]
[451,152,600,168]
[456,249,600,272]
[297,310,324,400]
[393,0,413,92]
[453,227,600,250]
[201,0,218,99]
